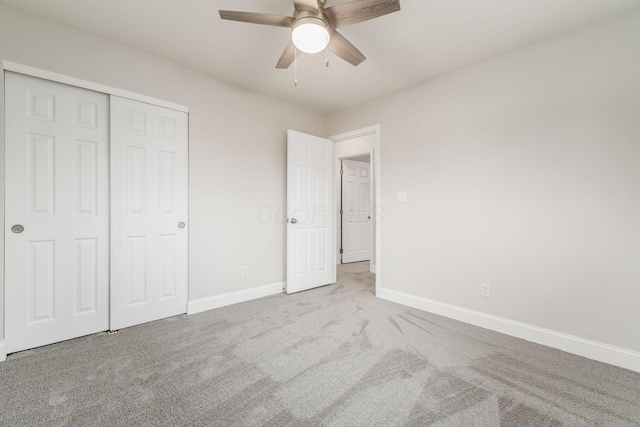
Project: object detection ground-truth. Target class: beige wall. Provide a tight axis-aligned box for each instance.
[326,9,640,352]
[0,3,325,341]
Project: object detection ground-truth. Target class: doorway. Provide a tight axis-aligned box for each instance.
[330,125,381,295]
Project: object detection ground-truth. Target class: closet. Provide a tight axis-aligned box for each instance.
[4,71,189,353]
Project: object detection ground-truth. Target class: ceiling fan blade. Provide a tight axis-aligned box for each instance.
[328,30,366,66]
[219,10,294,27]
[276,40,299,69]
[293,0,319,13]
[324,0,400,28]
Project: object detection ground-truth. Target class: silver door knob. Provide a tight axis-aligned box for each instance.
[178,222,186,229]
[290,218,297,224]
[11,224,24,234]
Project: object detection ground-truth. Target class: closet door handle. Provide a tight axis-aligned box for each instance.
[178,222,186,229]
[11,224,24,234]
[290,218,298,224]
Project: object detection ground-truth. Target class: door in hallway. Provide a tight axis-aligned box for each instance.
[341,159,371,263]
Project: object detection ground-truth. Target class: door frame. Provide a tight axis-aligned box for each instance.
[1,61,189,361]
[329,125,381,297]
[2,61,188,112]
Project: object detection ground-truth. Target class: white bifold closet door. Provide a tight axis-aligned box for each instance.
[4,72,110,353]
[110,96,189,330]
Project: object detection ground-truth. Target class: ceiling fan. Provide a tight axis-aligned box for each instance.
[219,0,401,69]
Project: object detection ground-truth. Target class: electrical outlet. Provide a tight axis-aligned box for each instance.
[242,266,249,277]
[480,283,490,297]
[397,191,407,202]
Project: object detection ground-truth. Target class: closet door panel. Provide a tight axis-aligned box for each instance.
[5,72,109,353]
[110,96,188,330]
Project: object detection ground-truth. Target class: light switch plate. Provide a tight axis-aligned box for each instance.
[397,191,407,202]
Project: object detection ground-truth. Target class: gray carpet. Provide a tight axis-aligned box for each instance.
[1,262,639,426]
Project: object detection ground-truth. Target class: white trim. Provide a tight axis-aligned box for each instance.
[370,264,376,274]
[3,61,189,113]
[331,127,377,142]
[0,341,6,362]
[329,125,381,297]
[187,282,285,315]
[338,149,373,159]
[378,287,640,373]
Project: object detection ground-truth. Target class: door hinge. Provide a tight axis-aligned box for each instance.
[340,208,343,215]
[340,168,343,175]
[340,248,343,254]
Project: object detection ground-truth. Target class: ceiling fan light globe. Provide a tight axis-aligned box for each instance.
[292,22,330,54]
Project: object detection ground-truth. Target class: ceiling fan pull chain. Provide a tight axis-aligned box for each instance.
[294,47,298,86]
[325,47,329,67]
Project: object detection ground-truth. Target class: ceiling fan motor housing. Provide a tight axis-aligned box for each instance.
[292,11,332,53]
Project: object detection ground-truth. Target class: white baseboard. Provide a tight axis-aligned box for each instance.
[187,282,285,315]
[370,264,376,274]
[378,287,640,373]
[0,341,6,362]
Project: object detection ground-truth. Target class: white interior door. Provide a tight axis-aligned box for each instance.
[286,130,336,294]
[5,72,109,353]
[110,96,188,330]
[341,159,371,263]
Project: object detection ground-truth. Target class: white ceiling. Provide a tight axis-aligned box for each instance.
[3,0,640,113]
